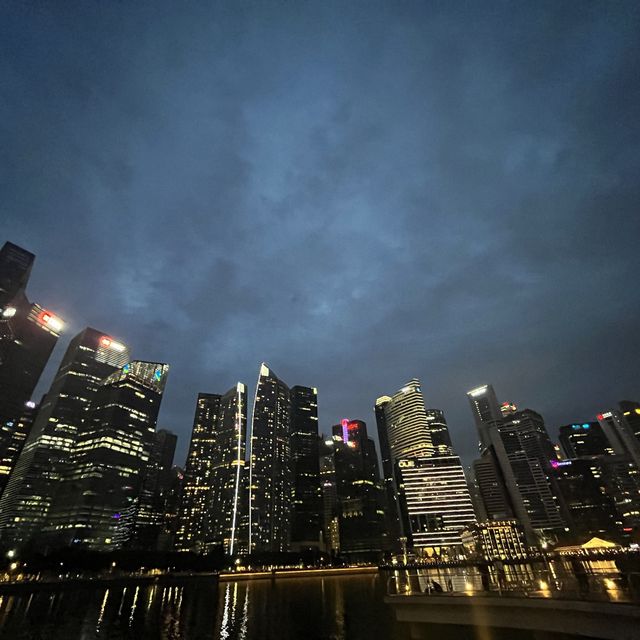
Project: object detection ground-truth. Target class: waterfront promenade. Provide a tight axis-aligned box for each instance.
[385,569,640,640]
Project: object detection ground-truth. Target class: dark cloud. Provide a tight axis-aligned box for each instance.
[2,0,639,465]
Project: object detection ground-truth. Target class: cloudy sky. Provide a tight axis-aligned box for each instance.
[2,1,639,465]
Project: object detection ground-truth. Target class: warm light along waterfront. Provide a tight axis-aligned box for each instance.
[0,571,612,640]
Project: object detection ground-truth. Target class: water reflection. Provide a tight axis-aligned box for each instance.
[0,570,609,640]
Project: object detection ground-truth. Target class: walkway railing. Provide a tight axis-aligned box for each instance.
[386,570,640,604]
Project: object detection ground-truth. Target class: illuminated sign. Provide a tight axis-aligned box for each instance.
[341,418,349,444]
[100,336,126,352]
[38,310,64,332]
[550,460,572,469]
[398,459,415,468]
[2,307,16,318]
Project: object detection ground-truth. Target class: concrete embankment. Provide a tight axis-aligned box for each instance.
[385,592,640,640]
[219,566,379,581]
[0,565,379,594]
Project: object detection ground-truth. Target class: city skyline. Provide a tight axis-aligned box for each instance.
[3,260,637,470]
[2,237,639,557]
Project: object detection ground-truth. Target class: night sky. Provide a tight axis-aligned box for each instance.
[2,1,639,466]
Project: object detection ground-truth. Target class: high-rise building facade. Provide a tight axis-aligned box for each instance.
[376,380,433,461]
[290,385,322,550]
[559,422,613,458]
[0,328,129,546]
[211,383,248,555]
[0,294,63,428]
[0,241,34,308]
[467,385,565,541]
[597,410,640,471]
[620,401,640,442]
[550,458,619,539]
[176,384,248,555]
[426,409,454,457]
[248,364,292,554]
[331,419,385,560]
[319,437,340,553]
[395,456,476,554]
[0,401,38,498]
[461,520,528,561]
[175,393,221,552]
[498,409,564,531]
[134,428,178,550]
[43,361,169,550]
[471,450,514,521]
[374,397,402,552]
[0,242,61,429]
[377,379,473,555]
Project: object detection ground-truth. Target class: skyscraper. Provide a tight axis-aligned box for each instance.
[426,409,454,457]
[134,428,178,550]
[249,363,292,554]
[395,456,476,554]
[0,242,61,430]
[0,400,38,498]
[0,241,34,308]
[559,422,613,458]
[331,419,385,560]
[0,328,129,546]
[0,294,63,428]
[374,397,402,551]
[175,393,221,552]
[290,385,322,550]
[376,380,433,461]
[550,458,619,539]
[471,450,514,521]
[498,409,564,531]
[620,401,640,442]
[377,379,473,555]
[319,437,340,553]
[43,361,169,550]
[210,383,248,555]
[597,410,640,470]
[175,384,248,555]
[467,385,565,541]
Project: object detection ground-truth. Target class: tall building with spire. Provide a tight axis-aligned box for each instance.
[0,328,129,546]
[248,364,292,554]
[43,361,169,550]
[211,383,248,555]
[175,384,248,555]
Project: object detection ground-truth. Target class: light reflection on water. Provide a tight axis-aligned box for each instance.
[0,570,603,640]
